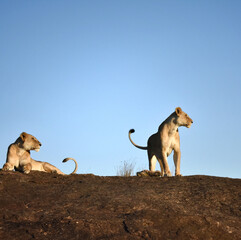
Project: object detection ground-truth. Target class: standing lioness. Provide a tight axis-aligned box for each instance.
[2,132,78,174]
[129,107,193,176]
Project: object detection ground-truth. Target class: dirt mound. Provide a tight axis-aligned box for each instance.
[0,171,240,239]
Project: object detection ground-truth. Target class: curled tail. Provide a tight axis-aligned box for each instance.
[128,129,148,150]
[62,158,78,174]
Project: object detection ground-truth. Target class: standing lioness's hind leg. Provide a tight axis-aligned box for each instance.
[156,152,171,177]
[148,151,157,172]
[157,158,164,177]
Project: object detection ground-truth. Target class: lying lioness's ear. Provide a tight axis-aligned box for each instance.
[20,132,27,141]
[175,107,182,116]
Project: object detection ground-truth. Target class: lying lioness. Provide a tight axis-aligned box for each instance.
[2,132,78,174]
[129,107,193,177]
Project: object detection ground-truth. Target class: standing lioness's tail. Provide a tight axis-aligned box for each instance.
[128,129,148,150]
[62,158,78,174]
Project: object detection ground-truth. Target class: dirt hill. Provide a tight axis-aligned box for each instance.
[0,171,240,240]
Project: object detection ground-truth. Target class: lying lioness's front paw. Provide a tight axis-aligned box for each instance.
[23,166,31,174]
[2,163,13,171]
[2,166,9,171]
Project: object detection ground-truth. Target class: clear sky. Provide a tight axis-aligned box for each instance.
[0,0,240,178]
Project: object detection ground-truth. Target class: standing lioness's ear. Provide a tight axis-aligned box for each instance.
[175,107,182,116]
[20,132,27,141]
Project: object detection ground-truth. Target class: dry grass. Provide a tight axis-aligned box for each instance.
[116,161,135,177]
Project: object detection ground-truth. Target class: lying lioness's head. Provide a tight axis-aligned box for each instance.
[20,132,42,152]
[175,107,193,128]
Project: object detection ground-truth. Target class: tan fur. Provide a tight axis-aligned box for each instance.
[2,132,78,174]
[129,107,193,177]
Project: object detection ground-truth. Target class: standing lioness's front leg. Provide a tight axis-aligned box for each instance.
[173,150,181,176]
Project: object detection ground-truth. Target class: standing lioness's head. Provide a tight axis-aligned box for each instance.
[20,132,42,152]
[175,107,193,128]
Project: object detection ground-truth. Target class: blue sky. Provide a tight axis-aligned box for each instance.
[0,0,240,178]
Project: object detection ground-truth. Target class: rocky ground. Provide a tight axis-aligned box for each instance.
[0,171,240,240]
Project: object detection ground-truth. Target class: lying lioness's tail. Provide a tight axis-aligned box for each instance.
[128,129,148,150]
[62,158,78,174]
